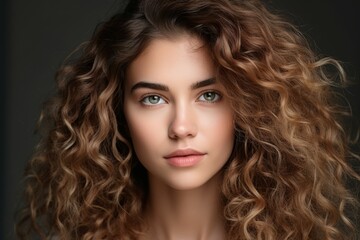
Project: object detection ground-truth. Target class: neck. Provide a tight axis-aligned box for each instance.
[142,172,226,240]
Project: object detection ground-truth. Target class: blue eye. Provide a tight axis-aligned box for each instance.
[198,91,221,102]
[141,95,166,105]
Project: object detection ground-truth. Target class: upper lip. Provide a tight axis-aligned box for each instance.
[164,149,206,158]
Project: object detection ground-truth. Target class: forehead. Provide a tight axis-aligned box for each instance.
[126,35,214,85]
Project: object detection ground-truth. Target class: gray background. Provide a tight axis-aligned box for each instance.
[2,1,359,239]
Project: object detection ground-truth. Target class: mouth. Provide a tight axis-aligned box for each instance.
[164,149,206,167]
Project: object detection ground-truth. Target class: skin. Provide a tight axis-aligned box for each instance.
[124,35,234,240]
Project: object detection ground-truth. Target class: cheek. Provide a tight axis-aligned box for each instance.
[126,116,152,145]
[200,107,234,140]
[124,108,167,158]
[215,115,235,165]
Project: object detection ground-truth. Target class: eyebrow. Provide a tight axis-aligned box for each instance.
[130,82,169,92]
[130,77,216,93]
[190,78,216,89]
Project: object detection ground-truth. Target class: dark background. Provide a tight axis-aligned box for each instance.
[1,1,359,239]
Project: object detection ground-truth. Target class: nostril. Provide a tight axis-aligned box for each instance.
[168,114,197,139]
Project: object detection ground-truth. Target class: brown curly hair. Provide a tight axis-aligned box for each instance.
[16,0,359,239]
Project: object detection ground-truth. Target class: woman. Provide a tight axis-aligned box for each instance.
[16,0,359,239]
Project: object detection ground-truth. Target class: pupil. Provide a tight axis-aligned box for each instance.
[150,96,159,103]
[205,92,214,100]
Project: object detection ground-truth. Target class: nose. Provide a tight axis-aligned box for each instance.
[168,103,197,140]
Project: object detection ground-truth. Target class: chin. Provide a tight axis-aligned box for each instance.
[164,173,221,191]
[167,181,206,191]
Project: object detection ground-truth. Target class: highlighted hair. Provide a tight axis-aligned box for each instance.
[17,0,359,239]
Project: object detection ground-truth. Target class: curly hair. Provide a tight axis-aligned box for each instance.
[16,0,359,239]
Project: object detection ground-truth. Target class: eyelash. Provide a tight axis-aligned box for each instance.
[139,90,222,106]
[140,94,167,105]
[197,91,222,103]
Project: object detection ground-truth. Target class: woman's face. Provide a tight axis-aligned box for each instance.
[124,35,234,190]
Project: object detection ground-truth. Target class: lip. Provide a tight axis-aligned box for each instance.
[164,149,206,167]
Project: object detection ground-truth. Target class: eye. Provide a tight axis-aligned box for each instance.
[141,95,166,105]
[198,91,221,102]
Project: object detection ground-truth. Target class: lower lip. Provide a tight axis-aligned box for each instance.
[165,154,204,167]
